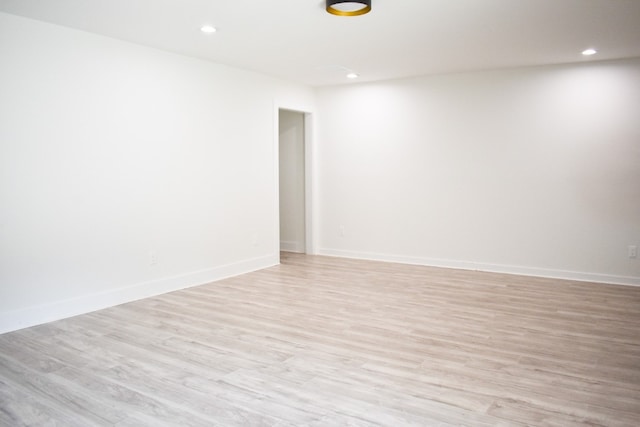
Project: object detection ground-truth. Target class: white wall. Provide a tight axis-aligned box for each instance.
[317,58,640,285]
[0,12,315,333]
[1,12,638,335]
[279,110,306,253]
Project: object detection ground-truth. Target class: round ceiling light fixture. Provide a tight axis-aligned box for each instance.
[326,0,371,16]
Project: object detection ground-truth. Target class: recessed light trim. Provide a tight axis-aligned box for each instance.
[200,25,217,34]
[346,72,359,79]
[582,48,597,56]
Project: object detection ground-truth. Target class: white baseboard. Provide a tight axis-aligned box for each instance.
[0,254,278,335]
[280,240,304,253]
[318,248,640,287]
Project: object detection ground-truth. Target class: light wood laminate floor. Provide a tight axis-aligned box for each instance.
[1,253,640,426]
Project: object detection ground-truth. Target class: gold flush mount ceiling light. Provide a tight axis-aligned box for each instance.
[326,0,371,16]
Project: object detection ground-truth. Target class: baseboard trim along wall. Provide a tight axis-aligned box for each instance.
[280,240,305,253]
[0,254,278,335]
[318,248,640,287]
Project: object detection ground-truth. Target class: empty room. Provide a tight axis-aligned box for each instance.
[1,0,640,426]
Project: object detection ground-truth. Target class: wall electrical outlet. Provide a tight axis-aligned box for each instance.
[149,251,158,266]
[629,245,638,259]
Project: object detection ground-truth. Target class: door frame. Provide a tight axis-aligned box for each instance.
[274,102,316,262]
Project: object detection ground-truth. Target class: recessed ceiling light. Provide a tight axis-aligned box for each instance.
[346,72,359,79]
[582,48,597,56]
[200,25,217,34]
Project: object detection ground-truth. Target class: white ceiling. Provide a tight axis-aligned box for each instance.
[1,0,640,86]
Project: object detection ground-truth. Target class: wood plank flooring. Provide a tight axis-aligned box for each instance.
[1,252,640,426]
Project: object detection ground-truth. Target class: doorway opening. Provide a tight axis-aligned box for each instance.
[278,109,306,254]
